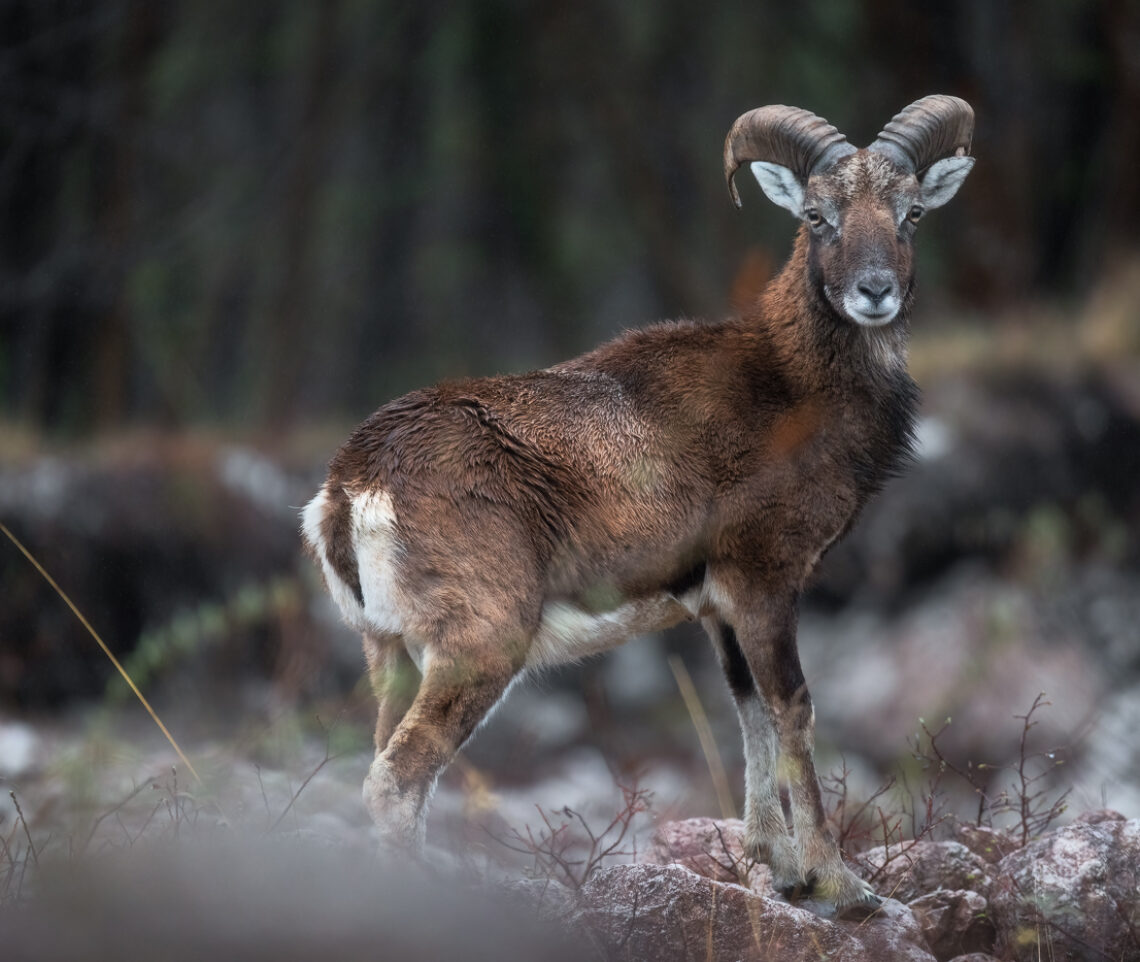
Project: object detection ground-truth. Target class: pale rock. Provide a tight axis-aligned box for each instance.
[645,817,775,894]
[990,817,1140,962]
[949,822,1021,866]
[857,839,994,903]
[571,861,937,962]
[908,889,996,960]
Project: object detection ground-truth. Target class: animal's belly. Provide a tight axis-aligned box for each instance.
[526,592,694,670]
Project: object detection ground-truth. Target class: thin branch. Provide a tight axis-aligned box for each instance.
[9,792,37,866]
[81,779,153,855]
[270,750,341,833]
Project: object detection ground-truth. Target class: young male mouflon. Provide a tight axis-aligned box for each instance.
[303,95,975,913]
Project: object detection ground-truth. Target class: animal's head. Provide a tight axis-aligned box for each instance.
[724,96,974,327]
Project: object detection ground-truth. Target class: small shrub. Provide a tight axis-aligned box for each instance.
[490,780,653,890]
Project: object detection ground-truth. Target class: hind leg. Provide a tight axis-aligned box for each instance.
[364,629,524,849]
[363,631,420,753]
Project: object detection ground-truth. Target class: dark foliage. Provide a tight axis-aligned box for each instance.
[1,0,1137,432]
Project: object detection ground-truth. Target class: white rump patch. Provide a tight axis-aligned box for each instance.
[301,484,407,635]
[351,489,407,636]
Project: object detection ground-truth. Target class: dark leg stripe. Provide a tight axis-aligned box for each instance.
[719,623,757,700]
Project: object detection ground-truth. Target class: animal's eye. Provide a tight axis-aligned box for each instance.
[805,209,824,228]
[907,205,925,224]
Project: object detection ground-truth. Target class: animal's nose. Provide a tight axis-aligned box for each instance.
[857,275,894,305]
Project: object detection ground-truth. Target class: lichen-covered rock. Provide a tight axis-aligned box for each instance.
[857,840,994,903]
[842,898,942,962]
[949,823,1021,866]
[908,889,996,960]
[521,814,1140,962]
[571,862,936,962]
[645,817,775,893]
[990,817,1140,962]
[1071,808,1127,827]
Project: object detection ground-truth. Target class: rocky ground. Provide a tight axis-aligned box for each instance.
[1,613,1137,961]
[4,755,1137,962]
[538,810,1140,961]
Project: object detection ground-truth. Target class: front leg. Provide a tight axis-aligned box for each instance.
[705,617,802,893]
[712,570,881,914]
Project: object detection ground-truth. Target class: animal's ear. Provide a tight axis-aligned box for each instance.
[919,156,975,209]
[750,161,805,217]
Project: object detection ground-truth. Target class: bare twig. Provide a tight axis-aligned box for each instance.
[821,758,900,852]
[9,792,38,867]
[254,764,272,829]
[133,795,166,844]
[269,716,346,833]
[909,695,1069,844]
[489,778,653,889]
[709,821,756,887]
[81,779,153,855]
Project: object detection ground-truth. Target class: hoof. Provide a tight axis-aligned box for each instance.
[371,820,423,854]
[835,889,884,920]
[776,867,815,901]
[810,866,883,918]
[777,878,814,901]
[745,833,804,897]
[364,764,426,852]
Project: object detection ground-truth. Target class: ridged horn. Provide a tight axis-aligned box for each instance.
[868,95,974,175]
[724,105,856,208]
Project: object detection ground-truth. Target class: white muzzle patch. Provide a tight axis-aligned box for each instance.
[842,289,901,327]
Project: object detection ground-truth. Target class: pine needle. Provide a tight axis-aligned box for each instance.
[1,522,201,785]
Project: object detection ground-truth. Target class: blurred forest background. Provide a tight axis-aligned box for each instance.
[2,0,1138,430]
[1,0,1139,858]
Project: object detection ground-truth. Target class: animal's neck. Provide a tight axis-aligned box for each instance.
[755,231,911,394]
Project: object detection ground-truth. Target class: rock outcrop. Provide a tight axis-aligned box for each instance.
[989,811,1139,962]
[571,862,935,962]
[527,814,1140,962]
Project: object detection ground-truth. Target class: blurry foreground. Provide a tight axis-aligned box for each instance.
[3,835,586,962]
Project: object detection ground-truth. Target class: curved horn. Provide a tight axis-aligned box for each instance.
[724,105,855,208]
[868,95,974,175]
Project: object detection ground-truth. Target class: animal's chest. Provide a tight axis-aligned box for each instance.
[716,395,911,565]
